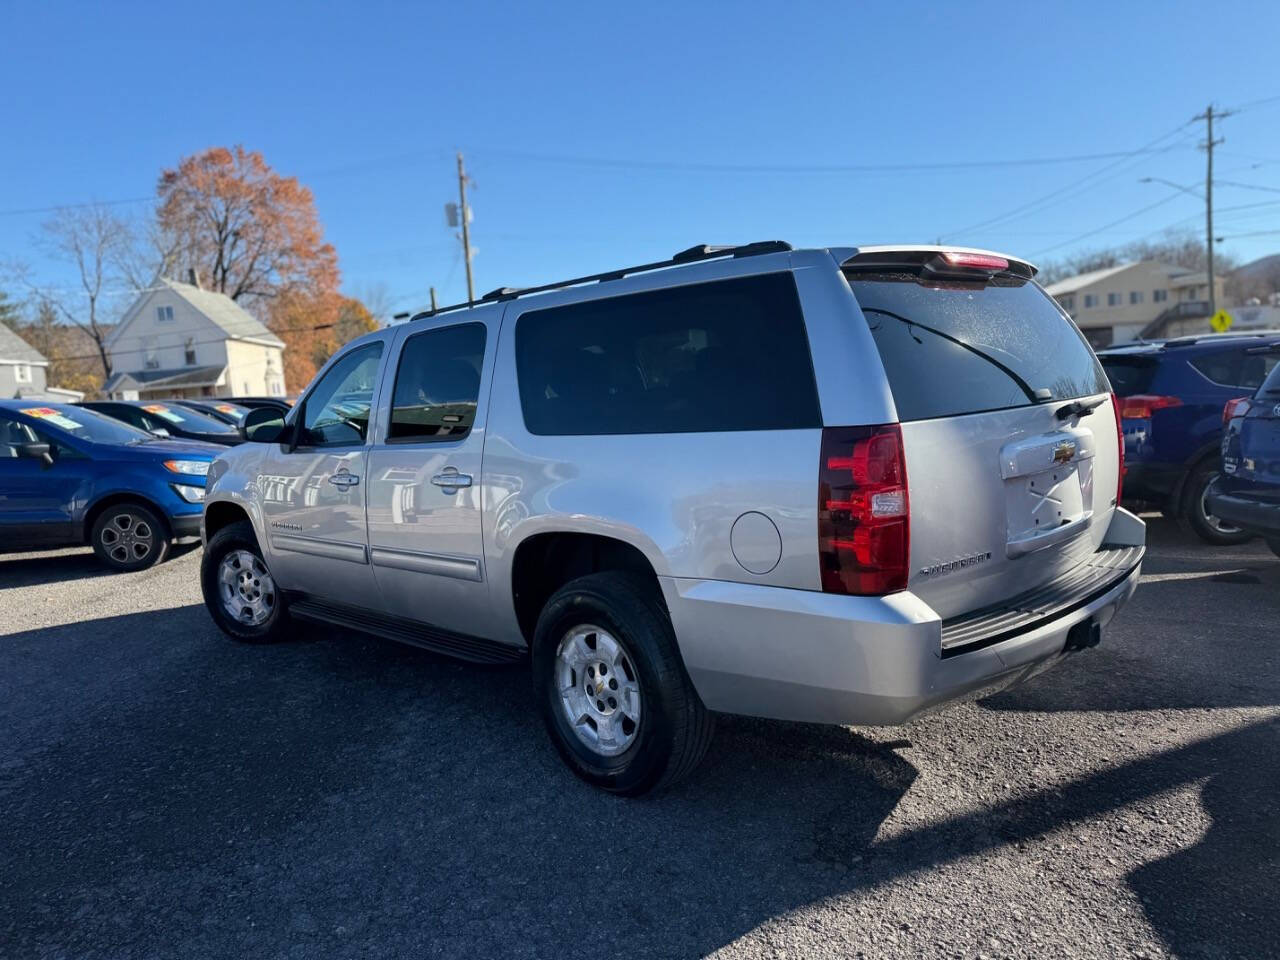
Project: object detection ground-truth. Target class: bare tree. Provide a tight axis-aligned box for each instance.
[11,205,139,378]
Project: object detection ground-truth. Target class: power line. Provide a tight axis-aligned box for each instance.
[27,320,339,364]
[1215,179,1280,195]
[0,196,153,218]
[1030,192,1189,257]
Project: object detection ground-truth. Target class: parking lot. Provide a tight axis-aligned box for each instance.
[1,518,1276,960]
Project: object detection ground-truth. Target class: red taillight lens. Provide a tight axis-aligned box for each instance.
[938,251,1009,272]
[1223,396,1251,425]
[1111,392,1125,504]
[1119,394,1182,419]
[819,424,909,595]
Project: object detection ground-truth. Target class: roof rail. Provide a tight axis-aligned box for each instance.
[406,240,792,322]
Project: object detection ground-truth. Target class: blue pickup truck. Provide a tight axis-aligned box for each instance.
[0,400,222,570]
[1210,359,1280,556]
[1099,332,1280,544]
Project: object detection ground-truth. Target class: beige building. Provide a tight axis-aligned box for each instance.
[1044,260,1226,347]
[104,277,286,400]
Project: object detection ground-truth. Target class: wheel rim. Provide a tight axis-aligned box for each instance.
[1199,473,1242,535]
[98,512,155,564]
[554,624,642,758]
[217,549,277,626]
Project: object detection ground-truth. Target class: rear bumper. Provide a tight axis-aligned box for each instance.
[663,508,1146,727]
[1206,484,1280,539]
[1121,461,1182,502]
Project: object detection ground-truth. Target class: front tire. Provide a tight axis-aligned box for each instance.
[201,520,290,643]
[91,503,171,571]
[1180,461,1253,546]
[532,571,713,795]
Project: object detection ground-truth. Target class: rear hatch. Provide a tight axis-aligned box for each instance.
[1226,360,1280,490]
[843,250,1120,621]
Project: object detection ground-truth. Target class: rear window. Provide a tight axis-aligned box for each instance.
[848,273,1109,422]
[1100,356,1158,396]
[515,273,822,435]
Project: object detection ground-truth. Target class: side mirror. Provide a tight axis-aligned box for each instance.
[18,442,54,467]
[241,405,288,443]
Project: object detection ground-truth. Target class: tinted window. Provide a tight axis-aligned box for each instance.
[389,323,486,441]
[301,342,384,447]
[1190,351,1244,387]
[1259,357,1280,396]
[1100,356,1158,395]
[18,404,152,444]
[1242,350,1280,391]
[850,273,1108,422]
[516,273,821,436]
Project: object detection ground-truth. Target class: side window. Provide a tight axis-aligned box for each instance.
[1239,351,1280,390]
[0,414,38,458]
[1190,351,1244,387]
[300,342,384,447]
[388,323,486,441]
[515,272,822,436]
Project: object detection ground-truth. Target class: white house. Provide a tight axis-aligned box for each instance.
[0,325,84,401]
[104,275,286,400]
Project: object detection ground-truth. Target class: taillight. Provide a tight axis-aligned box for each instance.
[819,424,909,595]
[1223,396,1251,425]
[1119,394,1182,419]
[1111,392,1125,504]
[938,251,1009,272]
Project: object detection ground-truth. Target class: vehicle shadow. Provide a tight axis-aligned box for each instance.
[0,542,201,590]
[3,605,1274,958]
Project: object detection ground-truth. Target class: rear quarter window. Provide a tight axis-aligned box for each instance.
[515,273,822,435]
[1100,356,1158,396]
[849,272,1109,422]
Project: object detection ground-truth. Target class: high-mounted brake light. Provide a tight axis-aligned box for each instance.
[938,251,1009,272]
[1223,396,1251,425]
[1111,392,1125,504]
[1119,394,1182,419]
[819,425,909,595]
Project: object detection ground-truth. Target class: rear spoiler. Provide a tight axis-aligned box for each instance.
[839,245,1037,280]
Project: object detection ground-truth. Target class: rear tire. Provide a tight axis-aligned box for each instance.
[531,571,713,795]
[90,503,171,571]
[1179,461,1253,546]
[201,520,291,643]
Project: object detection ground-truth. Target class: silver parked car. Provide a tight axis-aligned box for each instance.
[200,242,1145,794]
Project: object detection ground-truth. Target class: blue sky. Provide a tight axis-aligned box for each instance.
[3,0,1279,319]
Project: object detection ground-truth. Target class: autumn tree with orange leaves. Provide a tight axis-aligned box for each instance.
[156,145,366,389]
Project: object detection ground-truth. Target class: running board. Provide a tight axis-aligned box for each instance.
[287,594,526,665]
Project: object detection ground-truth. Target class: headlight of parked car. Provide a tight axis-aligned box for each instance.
[163,459,211,476]
[171,484,206,503]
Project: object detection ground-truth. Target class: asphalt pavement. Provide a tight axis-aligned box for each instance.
[1,519,1277,960]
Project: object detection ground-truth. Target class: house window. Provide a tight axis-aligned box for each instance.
[1154,289,1168,303]
[1129,291,1143,305]
[1107,292,1121,306]
[15,363,32,383]
[144,339,159,369]
[184,338,196,366]
[157,305,174,323]
[1083,294,1097,308]
[1060,295,1075,311]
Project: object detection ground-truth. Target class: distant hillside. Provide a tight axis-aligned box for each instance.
[1229,254,1280,302]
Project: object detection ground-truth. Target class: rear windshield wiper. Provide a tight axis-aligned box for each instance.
[859,306,1041,404]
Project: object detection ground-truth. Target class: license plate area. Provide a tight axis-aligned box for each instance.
[1000,427,1096,558]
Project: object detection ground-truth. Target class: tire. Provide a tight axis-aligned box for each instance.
[90,503,171,571]
[200,520,291,643]
[531,571,714,795]
[1179,461,1254,546]
[1268,539,1280,560]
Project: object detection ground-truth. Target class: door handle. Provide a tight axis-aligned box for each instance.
[430,470,473,490]
[328,472,360,488]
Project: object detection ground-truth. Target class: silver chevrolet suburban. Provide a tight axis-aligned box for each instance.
[200,242,1145,794]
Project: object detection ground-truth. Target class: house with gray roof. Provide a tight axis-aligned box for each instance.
[103,275,286,400]
[0,325,84,401]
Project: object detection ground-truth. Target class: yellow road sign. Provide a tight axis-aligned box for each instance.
[1210,309,1234,333]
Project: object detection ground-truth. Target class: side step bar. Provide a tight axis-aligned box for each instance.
[287,594,526,665]
[940,543,1145,657]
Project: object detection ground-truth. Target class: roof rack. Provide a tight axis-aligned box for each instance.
[1162,330,1280,348]
[403,240,792,323]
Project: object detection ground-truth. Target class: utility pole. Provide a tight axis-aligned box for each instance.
[456,151,475,302]
[1193,104,1232,318]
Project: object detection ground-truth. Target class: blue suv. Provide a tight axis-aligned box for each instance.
[1210,359,1280,556]
[0,400,223,570]
[1099,332,1280,544]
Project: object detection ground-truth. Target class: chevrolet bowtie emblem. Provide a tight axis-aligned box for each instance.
[1052,440,1076,465]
